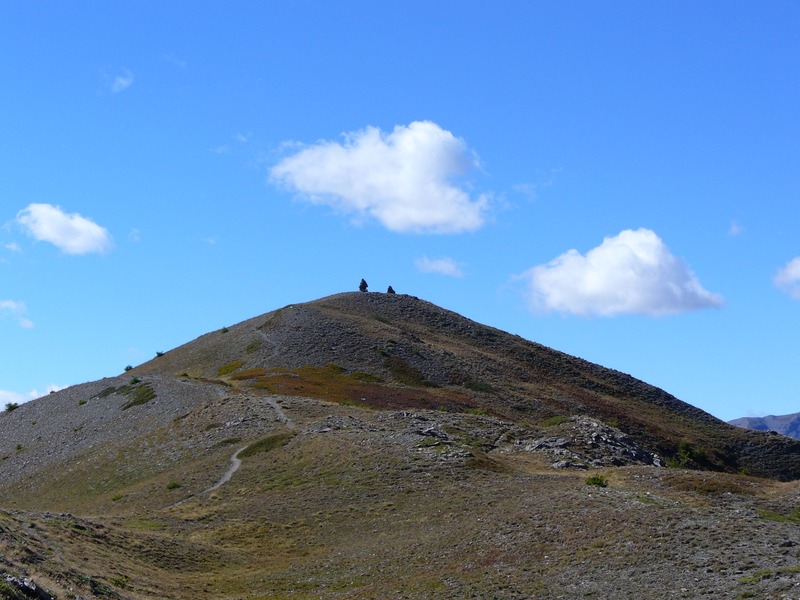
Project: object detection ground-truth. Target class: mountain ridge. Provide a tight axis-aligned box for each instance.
[731,412,800,440]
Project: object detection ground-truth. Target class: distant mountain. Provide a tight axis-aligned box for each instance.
[2,291,800,599]
[730,412,800,440]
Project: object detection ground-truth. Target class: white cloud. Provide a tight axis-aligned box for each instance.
[163,54,187,69]
[4,242,21,253]
[17,203,113,255]
[415,256,465,278]
[0,384,63,407]
[729,220,744,236]
[517,228,724,317]
[111,69,133,93]
[270,121,489,234]
[774,257,800,300]
[0,299,33,328]
[0,389,27,406]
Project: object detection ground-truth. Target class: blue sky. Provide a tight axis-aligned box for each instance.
[2,2,799,422]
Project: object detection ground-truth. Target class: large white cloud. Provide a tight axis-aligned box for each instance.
[774,257,800,300]
[518,228,724,316]
[17,203,113,255]
[0,300,33,328]
[270,121,489,234]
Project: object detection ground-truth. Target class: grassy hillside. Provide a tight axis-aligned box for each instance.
[2,292,800,599]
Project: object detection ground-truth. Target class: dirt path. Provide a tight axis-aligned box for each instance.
[202,395,293,493]
[203,446,246,493]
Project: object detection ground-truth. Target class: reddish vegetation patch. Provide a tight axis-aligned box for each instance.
[247,365,482,413]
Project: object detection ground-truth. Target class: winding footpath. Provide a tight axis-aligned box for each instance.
[203,394,294,493]
[203,446,247,493]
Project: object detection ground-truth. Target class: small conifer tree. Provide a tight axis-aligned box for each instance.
[387,285,396,294]
[359,279,368,292]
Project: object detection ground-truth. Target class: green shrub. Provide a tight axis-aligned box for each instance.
[539,415,570,427]
[239,431,295,458]
[124,365,133,372]
[97,386,117,399]
[166,481,182,490]
[121,383,157,410]
[4,402,19,412]
[464,380,496,394]
[350,371,383,382]
[666,439,708,468]
[218,361,245,376]
[585,474,608,487]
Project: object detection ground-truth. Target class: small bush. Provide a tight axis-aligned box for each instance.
[585,474,608,487]
[350,371,383,382]
[166,481,182,490]
[540,415,570,427]
[4,402,19,412]
[156,351,165,357]
[464,380,496,394]
[218,437,242,446]
[97,386,117,399]
[121,384,157,410]
[230,368,267,380]
[218,361,245,376]
[666,439,708,468]
[78,399,87,406]
[239,431,295,458]
[124,365,133,372]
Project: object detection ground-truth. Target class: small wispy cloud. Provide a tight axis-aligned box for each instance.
[513,168,561,202]
[0,389,27,406]
[516,228,723,317]
[235,132,252,143]
[163,54,187,69]
[0,384,63,407]
[270,121,490,234]
[0,299,33,328]
[129,228,140,242]
[111,69,133,93]
[775,257,800,300]
[211,145,231,155]
[17,203,113,255]
[415,256,465,278]
[4,242,21,252]
[729,220,744,236]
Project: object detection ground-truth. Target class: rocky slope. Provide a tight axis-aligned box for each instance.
[2,291,800,599]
